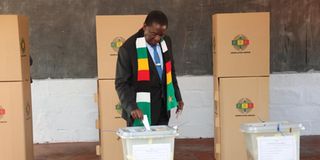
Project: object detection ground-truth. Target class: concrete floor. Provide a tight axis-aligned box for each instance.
[34,136,320,160]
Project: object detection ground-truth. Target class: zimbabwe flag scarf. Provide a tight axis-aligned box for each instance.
[133,37,178,126]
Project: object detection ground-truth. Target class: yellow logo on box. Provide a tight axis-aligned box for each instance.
[111,36,126,52]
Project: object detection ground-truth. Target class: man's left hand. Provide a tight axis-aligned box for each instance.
[176,100,184,114]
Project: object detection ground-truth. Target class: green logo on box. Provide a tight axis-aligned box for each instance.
[111,37,125,52]
[232,34,250,51]
[115,102,122,115]
[236,98,254,114]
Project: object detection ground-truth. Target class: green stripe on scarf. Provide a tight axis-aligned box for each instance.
[133,92,151,126]
[133,102,151,126]
[167,82,178,110]
[137,48,148,59]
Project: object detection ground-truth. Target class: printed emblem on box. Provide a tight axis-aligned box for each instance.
[232,34,249,50]
[0,106,6,119]
[236,98,254,114]
[25,103,31,119]
[111,36,126,52]
[20,38,26,55]
[115,102,122,115]
[231,34,251,54]
[0,106,7,123]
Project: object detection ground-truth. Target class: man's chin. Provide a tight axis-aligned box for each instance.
[148,42,158,46]
[146,39,159,46]
[152,41,161,45]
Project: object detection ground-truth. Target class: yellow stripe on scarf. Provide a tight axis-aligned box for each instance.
[138,59,149,71]
[166,71,172,85]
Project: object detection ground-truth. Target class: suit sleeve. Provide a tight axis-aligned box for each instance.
[115,46,138,115]
[167,37,183,102]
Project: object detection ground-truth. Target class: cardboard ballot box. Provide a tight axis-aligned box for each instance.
[97,80,126,130]
[96,80,126,160]
[96,15,146,79]
[0,81,33,160]
[214,77,269,160]
[212,12,270,160]
[96,15,146,160]
[212,12,269,78]
[98,131,124,160]
[0,15,33,160]
[0,15,30,82]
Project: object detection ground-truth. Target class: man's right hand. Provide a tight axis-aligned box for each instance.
[130,109,143,120]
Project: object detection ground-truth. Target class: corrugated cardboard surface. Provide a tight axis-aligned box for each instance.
[97,80,126,160]
[100,132,124,160]
[0,15,30,81]
[23,80,33,160]
[98,80,126,131]
[213,77,221,159]
[215,77,269,160]
[0,81,34,160]
[212,12,270,77]
[96,15,146,79]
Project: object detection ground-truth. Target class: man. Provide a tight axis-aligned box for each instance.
[115,10,184,126]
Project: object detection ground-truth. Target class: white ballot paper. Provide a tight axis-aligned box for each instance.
[257,136,297,160]
[132,143,171,160]
[142,115,151,131]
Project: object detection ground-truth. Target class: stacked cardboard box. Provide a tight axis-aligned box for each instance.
[95,15,146,160]
[0,15,33,160]
[212,12,270,160]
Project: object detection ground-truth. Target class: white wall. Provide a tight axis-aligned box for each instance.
[270,72,320,135]
[169,76,213,138]
[32,73,320,143]
[32,79,98,143]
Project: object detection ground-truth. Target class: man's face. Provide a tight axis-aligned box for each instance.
[143,22,167,46]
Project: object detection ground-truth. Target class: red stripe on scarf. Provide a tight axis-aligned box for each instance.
[138,70,150,81]
[165,61,172,73]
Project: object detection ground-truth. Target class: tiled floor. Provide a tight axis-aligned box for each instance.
[34,136,320,160]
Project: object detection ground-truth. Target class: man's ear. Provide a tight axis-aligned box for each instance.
[142,23,147,31]
[162,25,167,30]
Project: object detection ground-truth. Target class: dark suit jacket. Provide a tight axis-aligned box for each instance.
[115,29,182,125]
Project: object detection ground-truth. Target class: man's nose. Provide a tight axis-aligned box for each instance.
[154,36,161,42]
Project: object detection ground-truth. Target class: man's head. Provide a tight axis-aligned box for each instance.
[143,10,168,46]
